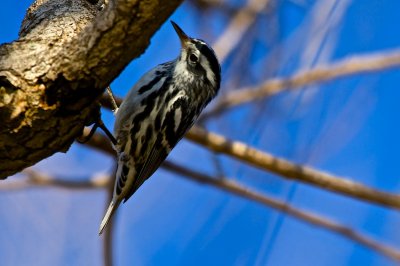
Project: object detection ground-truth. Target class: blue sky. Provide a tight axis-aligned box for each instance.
[1,0,400,265]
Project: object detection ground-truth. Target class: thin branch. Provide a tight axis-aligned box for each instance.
[79,128,117,266]
[20,138,400,262]
[162,161,400,262]
[24,169,109,189]
[185,126,400,210]
[0,180,30,191]
[82,127,116,156]
[205,49,400,118]
[0,169,108,191]
[81,127,117,157]
[212,0,271,62]
[81,131,400,261]
[190,0,245,15]
[98,100,400,209]
[103,165,116,266]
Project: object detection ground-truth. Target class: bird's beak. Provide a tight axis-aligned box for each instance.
[171,21,190,49]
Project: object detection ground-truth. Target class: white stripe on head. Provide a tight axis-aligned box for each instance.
[199,56,216,88]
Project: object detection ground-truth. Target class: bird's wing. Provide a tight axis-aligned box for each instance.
[123,137,168,202]
[123,98,196,202]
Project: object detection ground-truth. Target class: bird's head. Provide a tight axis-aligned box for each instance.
[171,21,221,92]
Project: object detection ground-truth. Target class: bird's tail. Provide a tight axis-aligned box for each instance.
[99,198,121,235]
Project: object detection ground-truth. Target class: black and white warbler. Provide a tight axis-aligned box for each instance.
[99,21,221,234]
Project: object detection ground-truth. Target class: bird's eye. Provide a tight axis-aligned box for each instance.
[189,53,198,64]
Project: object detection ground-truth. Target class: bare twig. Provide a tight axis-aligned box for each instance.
[96,100,400,210]
[0,180,30,191]
[0,169,108,191]
[17,142,400,262]
[190,0,244,15]
[83,128,116,156]
[79,129,116,266]
[24,169,109,190]
[212,0,271,62]
[162,161,400,262]
[205,49,400,118]
[82,127,117,157]
[103,166,116,266]
[185,126,400,209]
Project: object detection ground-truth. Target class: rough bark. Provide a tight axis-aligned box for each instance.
[0,0,183,179]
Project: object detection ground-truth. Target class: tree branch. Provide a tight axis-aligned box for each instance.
[204,49,400,118]
[185,126,400,209]
[0,0,182,179]
[162,161,400,262]
[212,0,270,63]
[0,169,108,191]
[102,165,116,266]
[99,97,400,209]
[8,146,400,262]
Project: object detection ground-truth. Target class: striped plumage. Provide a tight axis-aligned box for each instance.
[99,21,221,234]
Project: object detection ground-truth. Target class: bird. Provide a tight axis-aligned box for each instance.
[99,21,221,235]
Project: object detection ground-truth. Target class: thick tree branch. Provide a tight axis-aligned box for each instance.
[57,0,183,84]
[0,0,182,179]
